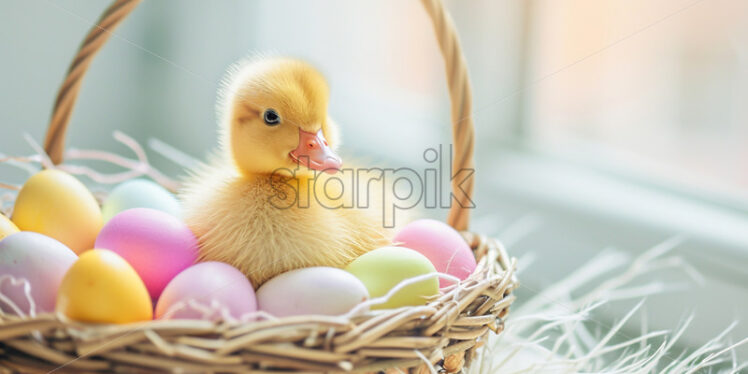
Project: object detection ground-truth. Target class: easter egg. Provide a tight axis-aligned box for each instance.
[257,267,369,317]
[95,208,198,300]
[155,262,257,321]
[12,169,102,254]
[57,249,152,323]
[393,219,476,288]
[101,179,181,223]
[345,246,438,310]
[0,232,77,315]
[0,214,19,240]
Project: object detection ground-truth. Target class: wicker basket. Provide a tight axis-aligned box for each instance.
[0,0,518,372]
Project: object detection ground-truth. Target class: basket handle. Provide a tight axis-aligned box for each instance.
[42,0,476,231]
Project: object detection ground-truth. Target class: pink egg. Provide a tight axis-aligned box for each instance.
[393,219,476,288]
[95,208,198,300]
[0,232,77,314]
[155,262,257,321]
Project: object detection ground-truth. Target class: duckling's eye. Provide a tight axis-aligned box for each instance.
[263,109,281,126]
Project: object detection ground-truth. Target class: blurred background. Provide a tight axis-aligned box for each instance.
[1,0,746,363]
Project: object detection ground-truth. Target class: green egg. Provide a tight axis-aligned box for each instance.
[345,246,439,310]
[101,179,181,222]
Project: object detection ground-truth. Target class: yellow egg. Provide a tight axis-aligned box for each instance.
[56,249,152,324]
[12,169,102,254]
[0,214,19,240]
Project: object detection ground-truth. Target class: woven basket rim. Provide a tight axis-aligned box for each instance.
[0,230,516,373]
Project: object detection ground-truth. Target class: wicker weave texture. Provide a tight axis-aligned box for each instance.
[0,234,516,373]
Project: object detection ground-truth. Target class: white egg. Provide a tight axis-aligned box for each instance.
[257,267,369,317]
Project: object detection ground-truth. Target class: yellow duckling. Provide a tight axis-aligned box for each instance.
[180,57,391,287]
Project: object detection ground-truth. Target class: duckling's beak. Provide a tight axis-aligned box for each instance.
[289,129,342,174]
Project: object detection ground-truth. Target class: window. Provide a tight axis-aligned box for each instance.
[519,0,748,205]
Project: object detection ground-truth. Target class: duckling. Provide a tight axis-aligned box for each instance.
[180,57,391,287]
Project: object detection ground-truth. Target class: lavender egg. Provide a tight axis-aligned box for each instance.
[155,262,257,321]
[0,232,77,315]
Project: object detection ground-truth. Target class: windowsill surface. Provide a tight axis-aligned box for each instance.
[470,147,748,357]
